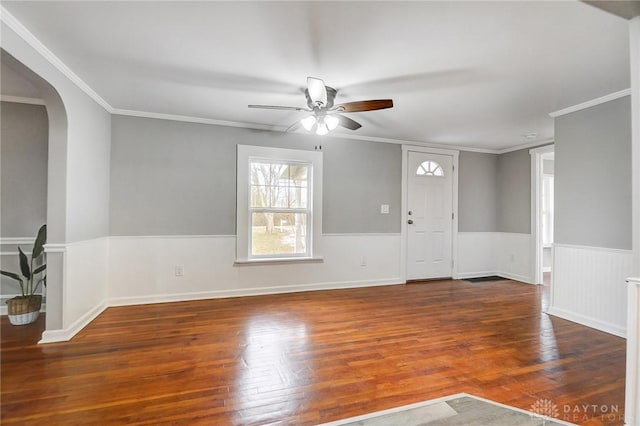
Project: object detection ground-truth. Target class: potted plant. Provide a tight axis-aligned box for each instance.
[0,224,46,325]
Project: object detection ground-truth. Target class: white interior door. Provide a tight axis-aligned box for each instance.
[406,151,453,280]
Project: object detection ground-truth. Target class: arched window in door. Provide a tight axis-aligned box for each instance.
[416,160,444,177]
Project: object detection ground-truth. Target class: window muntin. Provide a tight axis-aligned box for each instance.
[416,160,444,177]
[249,160,311,258]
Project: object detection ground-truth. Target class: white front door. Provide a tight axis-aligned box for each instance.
[406,151,454,280]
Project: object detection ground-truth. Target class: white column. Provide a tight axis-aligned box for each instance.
[626,16,640,426]
[628,277,640,425]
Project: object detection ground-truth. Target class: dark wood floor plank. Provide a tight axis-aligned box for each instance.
[1,279,626,425]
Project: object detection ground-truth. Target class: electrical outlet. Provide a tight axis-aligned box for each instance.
[360,256,367,267]
[174,264,184,276]
[380,204,389,214]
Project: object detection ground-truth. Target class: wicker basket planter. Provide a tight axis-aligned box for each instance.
[6,295,42,325]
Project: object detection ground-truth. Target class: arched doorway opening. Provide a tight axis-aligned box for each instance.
[1,49,68,341]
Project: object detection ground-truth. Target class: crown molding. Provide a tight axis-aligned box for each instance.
[111,108,278,132]
[0,95,45,105]
[0,6,113,112]
[549,88,631,118]
[315,130,501,153]
[113,107,504,154]
[497,138,554,154]
[529,143,555,155]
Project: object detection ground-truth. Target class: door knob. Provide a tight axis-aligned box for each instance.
[408,219,414,224]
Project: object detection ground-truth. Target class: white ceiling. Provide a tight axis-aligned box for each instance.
[1,1,631,150]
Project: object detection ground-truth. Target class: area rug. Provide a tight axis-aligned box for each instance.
[318,393,574,426]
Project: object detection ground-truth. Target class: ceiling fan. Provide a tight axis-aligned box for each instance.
[248,77,393,135]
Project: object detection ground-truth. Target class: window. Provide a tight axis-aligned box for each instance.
[542,175,554,246]
[236,145,323,263]
[249,161,310,257]
[416,160,444,177]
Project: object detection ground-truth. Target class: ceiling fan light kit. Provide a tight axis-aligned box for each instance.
[248,77,393,136]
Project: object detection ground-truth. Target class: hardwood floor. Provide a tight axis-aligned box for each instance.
[1,279,626,425]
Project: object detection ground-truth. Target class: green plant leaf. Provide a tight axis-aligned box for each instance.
[33,264,47,275]
[32,224,47,258]
[18,247,31,279]
[34,276,46,293]
[0,270,23,283]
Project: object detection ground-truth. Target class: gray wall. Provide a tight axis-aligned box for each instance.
[65,94,112,242]
[497,148,531,234]
[458,151,498,232]
[459,148,532,234]
[0,101,48,238]
[555,96,632,250]
[110,115,401,236]
[111,116,540,237]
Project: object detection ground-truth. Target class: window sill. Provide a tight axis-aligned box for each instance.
[234,257,324,266]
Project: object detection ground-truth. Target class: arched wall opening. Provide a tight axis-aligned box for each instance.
[3,15,112,342]
[1,49,68,338]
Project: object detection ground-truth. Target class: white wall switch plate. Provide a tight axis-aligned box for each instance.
[381,204,390,214]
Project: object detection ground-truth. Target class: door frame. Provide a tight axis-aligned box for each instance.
[529,144,555,285]
[401,145,459,282]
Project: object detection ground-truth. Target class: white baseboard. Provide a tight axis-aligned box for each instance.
[109,278,403,307]
[496,271,535,284]
[546,306,626,338]
[39,300,108,344]
[39,278,402,343]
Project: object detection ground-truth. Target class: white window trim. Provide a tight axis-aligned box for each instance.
[529,143,554,285]
[235,144,323,264]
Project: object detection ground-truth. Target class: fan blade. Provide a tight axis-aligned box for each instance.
[336,114,362,131]
[307,77,327,106]
[285,121,301,132]
[248,105,309,111]
[335,99,393,113]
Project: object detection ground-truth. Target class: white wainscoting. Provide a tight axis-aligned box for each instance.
[495,232,532,283]
[549,244,631,337]
[457,232,532,283]
[457,232,497,278]
[108,234,402,306]
[39,237,109,344]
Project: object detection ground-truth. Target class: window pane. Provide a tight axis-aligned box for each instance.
[250,186,270,208]
[272,163,289,186]
[250,162,272,185]
[270,186,289,208]
[416,161,444,177]
[289,165,308,187]
[251,212,307,256]
[289,186,308,208]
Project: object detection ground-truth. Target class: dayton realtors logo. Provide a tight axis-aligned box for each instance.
[530,399,560,419]
[530,399,622,423]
